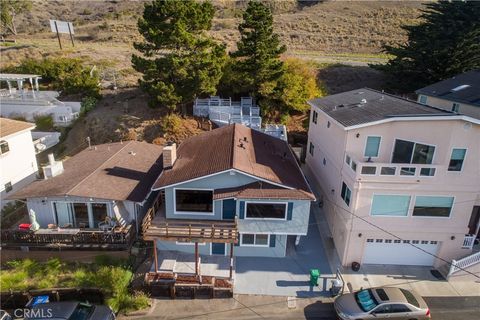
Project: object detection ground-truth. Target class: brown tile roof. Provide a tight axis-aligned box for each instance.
[0,118,35,138]
[9,141,163,202]
[214,182,315,201]
[153,124,314,200]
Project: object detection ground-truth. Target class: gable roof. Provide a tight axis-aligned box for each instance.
[0,118,35,138]
[415,70,480,107]
[214,182,314,201]
[308,88,455,128]
[153,124,314,200]
[9,141,163,202]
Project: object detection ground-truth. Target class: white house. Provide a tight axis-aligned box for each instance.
[0,74,81,126]
[0,118,39,209]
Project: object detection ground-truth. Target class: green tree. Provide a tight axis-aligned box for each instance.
[230,0,286,97]
[376,1,480,92]
[0,0,32,36]
[132,0,226,112]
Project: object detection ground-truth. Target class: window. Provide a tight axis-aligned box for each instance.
[380,167,396,175]
[448,148,466,171]
[309,142,314,156]
[418,95,427,104]
[355,289,378,312]
[175,189,213,213]
[413,196,453,217]
[91,203,108,228]
[4,182,13,193]
[340,182,351,206]
[345,155,357,172]
[364,136,381,157]
[240,233,269,246]
[361,166,376,175]
[391,304,412,313]
[73,203,89,228]
[400,288,419,308]
[312,110,318,124]
[451,103,460,113]
[0,140,9,155]
[323,158,326,166]
[246,202,287,219]
[371,195,410,217]
[420,168,436,176]
[400,167,415,176]
[392,139,435,164]
[327,121,331,128]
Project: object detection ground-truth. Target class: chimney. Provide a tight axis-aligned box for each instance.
[42,153,64,179]
[163,142,177,169]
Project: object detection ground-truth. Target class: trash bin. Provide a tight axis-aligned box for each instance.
[310,269,320,286]
[330,279,343,297]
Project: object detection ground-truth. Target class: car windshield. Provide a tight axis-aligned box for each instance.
[400,288,420,307]
[69,303,94,320]
[355,289,379,312]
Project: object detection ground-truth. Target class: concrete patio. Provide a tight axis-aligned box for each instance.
[151,250,233,278]
[234,214,334,297]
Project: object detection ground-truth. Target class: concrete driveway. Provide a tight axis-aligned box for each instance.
[234,214,333,297]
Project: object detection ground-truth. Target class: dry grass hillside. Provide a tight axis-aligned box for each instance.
[1,0,425,157]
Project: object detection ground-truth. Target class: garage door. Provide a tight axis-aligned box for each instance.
[363,239,439,266]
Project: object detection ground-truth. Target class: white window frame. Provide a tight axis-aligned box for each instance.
[244,201,288,221]
[340,182,351,207]
[240,233,270,247]
[447,147,467,173]
[411,195,455,219]
[210,243,227,255]
[369,193,411,218]
[312,110,318,124]
[364,136,381,158]
[451,103,460,113]
[0,140,10,155]
[51,200,113,228]
[390,139,436,164]
[418,95,427,105]
[173,188,215,216]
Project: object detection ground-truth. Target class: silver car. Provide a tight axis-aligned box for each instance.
[334,287,431,320]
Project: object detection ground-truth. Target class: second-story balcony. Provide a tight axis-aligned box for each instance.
[344,154,445,182]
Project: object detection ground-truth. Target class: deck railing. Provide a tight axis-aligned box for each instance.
[0,225,135,249]
[447,251,480,278]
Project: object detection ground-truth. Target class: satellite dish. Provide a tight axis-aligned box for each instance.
[35,143,47,151]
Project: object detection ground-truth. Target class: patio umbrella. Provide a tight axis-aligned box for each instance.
[29,209,40,231]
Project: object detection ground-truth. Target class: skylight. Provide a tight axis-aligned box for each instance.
[451,84,470,92]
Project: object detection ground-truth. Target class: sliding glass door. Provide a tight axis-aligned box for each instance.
[53,202,110,228]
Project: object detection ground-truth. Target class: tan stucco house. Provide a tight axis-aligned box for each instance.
[305,88,480,269]
[416,69,480,120]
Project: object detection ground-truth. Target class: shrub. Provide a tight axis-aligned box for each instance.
[80,96,98,115]
[34,114,54,131]
[160,113,182,137]
[5,57,100,97]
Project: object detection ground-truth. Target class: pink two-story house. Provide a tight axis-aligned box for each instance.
[305,88,480,270]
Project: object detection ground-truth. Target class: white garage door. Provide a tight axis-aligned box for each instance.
[363,239,439,266]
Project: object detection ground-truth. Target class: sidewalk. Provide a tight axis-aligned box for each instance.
[307,168,480,297]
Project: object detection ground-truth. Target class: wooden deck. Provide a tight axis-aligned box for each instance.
[142,205,237,243]
[0,224,135,250]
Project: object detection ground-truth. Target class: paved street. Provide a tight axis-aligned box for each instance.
[121,295,480,320]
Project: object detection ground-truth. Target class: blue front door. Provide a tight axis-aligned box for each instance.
[222,199,236,220]
[211,243,225,255]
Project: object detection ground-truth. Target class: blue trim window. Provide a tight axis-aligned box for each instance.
[364,136,381,158]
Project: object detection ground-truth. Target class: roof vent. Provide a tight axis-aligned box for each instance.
[129,151,136,156]
[361,99,367,104]
[42,154,64,179]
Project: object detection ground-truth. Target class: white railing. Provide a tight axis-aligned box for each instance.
[344,154,443,179]
[462,234,476,249]
[447,251,480,278]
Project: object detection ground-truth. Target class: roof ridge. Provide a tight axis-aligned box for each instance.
[66,140,134,196]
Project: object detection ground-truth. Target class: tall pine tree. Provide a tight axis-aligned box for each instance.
[132,0,226,111]
[230,0,286,97]
[377,1,480,92]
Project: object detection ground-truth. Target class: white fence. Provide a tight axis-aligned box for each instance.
[447,251,480,278]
